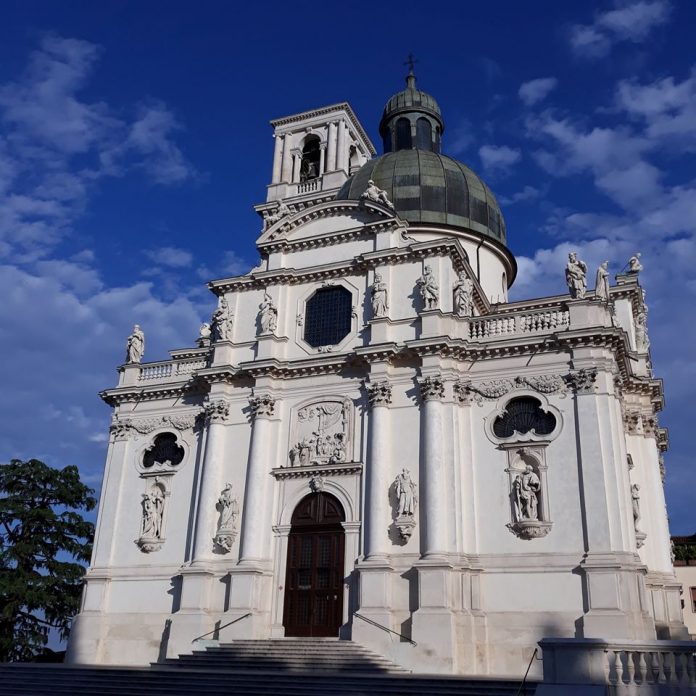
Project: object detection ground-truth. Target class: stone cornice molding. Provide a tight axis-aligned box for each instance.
[418,374,445,402]
[271,461,362,480]
[249,394,276,418]
[100,382,206,406]
[366,380,392,408]
[204,399,231,424]
[623,408,658,439]
[269,101,376,155]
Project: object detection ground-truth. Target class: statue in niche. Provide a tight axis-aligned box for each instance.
[265,200,290,228]
[627,253,643,274]
[259,292,278,334]
[453,271,474,317]
[417,265,439,310]
[211,297,233,342]
[631,483,641,527]
[213,483,239,552]
[288,400,350,467]
[595,261,610,303]
[393,469,418,541]
[635,306,650,352]
[126,324,145,364]
[361,179,395,209]
[512,465,541,522]
[371,273,389,318]
[137,480,165,552]
[565,252,588,299]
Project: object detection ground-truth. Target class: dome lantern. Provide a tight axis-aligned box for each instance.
[379,69,445,154]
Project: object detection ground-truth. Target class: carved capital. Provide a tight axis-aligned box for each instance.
[110,417,133,440]
[564,368,598,394]
[366,380,392,408]
[418,375,445,402]
[204,399,231,424]
[453,380,472,404]
[249,394,276,419]
[623,410,642,435]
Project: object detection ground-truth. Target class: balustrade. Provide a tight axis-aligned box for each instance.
[137,357,207,383]
[469,308,570,340]
[297,178,320,194]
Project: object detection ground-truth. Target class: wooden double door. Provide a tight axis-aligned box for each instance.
[283,493,345,637]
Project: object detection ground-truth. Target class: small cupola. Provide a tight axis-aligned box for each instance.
[379,68,445,154]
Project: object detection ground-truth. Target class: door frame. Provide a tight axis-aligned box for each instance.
[270,478,361,638]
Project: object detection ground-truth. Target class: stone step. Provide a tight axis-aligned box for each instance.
[0,665,534,696]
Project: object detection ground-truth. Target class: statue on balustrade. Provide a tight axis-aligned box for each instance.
[417,265,439,310]
[565,252,588,299]
[453,271,474,317]
[371,273,389,318]
[126,324,145,364]
[595,261,610,303]
[627,252,643,274]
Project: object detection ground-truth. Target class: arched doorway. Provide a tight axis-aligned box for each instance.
[283,492,345,637]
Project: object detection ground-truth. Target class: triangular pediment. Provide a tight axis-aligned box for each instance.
[257,199,405,249]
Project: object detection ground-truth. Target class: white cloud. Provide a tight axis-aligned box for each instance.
[221,250,252,276]
[499,185,542,206]
[519,78,558,106]
[570,1,671,58]
[478,145,521,177]
[144,246,193,268]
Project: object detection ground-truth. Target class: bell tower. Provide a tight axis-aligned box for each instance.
[257,103,375,220]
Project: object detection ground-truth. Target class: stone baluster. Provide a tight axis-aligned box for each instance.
[192,399,230,562]
[238,394,276,564]
[418,374,447,558]
[364,380,392,561]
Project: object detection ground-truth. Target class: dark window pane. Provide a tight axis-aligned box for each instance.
[416,118,432,150]
[304,287,352,347]
[143,432,184,468]
[493,397,556,438]
[395,117,412,150]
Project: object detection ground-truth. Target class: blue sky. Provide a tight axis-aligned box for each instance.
[1,1,694,534]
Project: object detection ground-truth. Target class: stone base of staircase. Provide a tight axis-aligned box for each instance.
[0,638,535,695]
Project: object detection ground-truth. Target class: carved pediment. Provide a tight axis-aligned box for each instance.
[257,199,403,248]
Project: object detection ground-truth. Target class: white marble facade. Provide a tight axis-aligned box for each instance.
[66,93,687,678]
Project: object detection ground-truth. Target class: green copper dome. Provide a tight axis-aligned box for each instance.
[336,149,506,244]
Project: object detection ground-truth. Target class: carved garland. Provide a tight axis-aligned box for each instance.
[111,411,202,439]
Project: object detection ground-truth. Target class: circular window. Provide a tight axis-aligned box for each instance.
[303,286,352,348]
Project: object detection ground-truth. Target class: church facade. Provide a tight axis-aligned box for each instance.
[67,72,687,676]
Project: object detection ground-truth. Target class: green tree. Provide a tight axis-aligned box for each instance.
[0,459,95,662]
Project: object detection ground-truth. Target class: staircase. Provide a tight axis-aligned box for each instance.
[0,639,537,695]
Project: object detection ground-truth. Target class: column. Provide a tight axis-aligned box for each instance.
[291,150,301,183]
[281,134,292,182]
[326,122,337,171]
[238,394,276,564]
[319,143,326,175]
[192,399,230,563]
[336,120,347,172]
[271,134,283,183]
[364,381,392,560]
[418,375,447,558]
[570,367,651,639]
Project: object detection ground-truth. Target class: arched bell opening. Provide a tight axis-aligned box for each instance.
[300,135,321,181]
[283,492,346,637]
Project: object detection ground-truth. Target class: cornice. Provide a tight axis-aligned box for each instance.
[99,380,207,406]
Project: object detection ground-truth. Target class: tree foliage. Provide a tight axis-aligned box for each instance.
[0,459,95,662]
